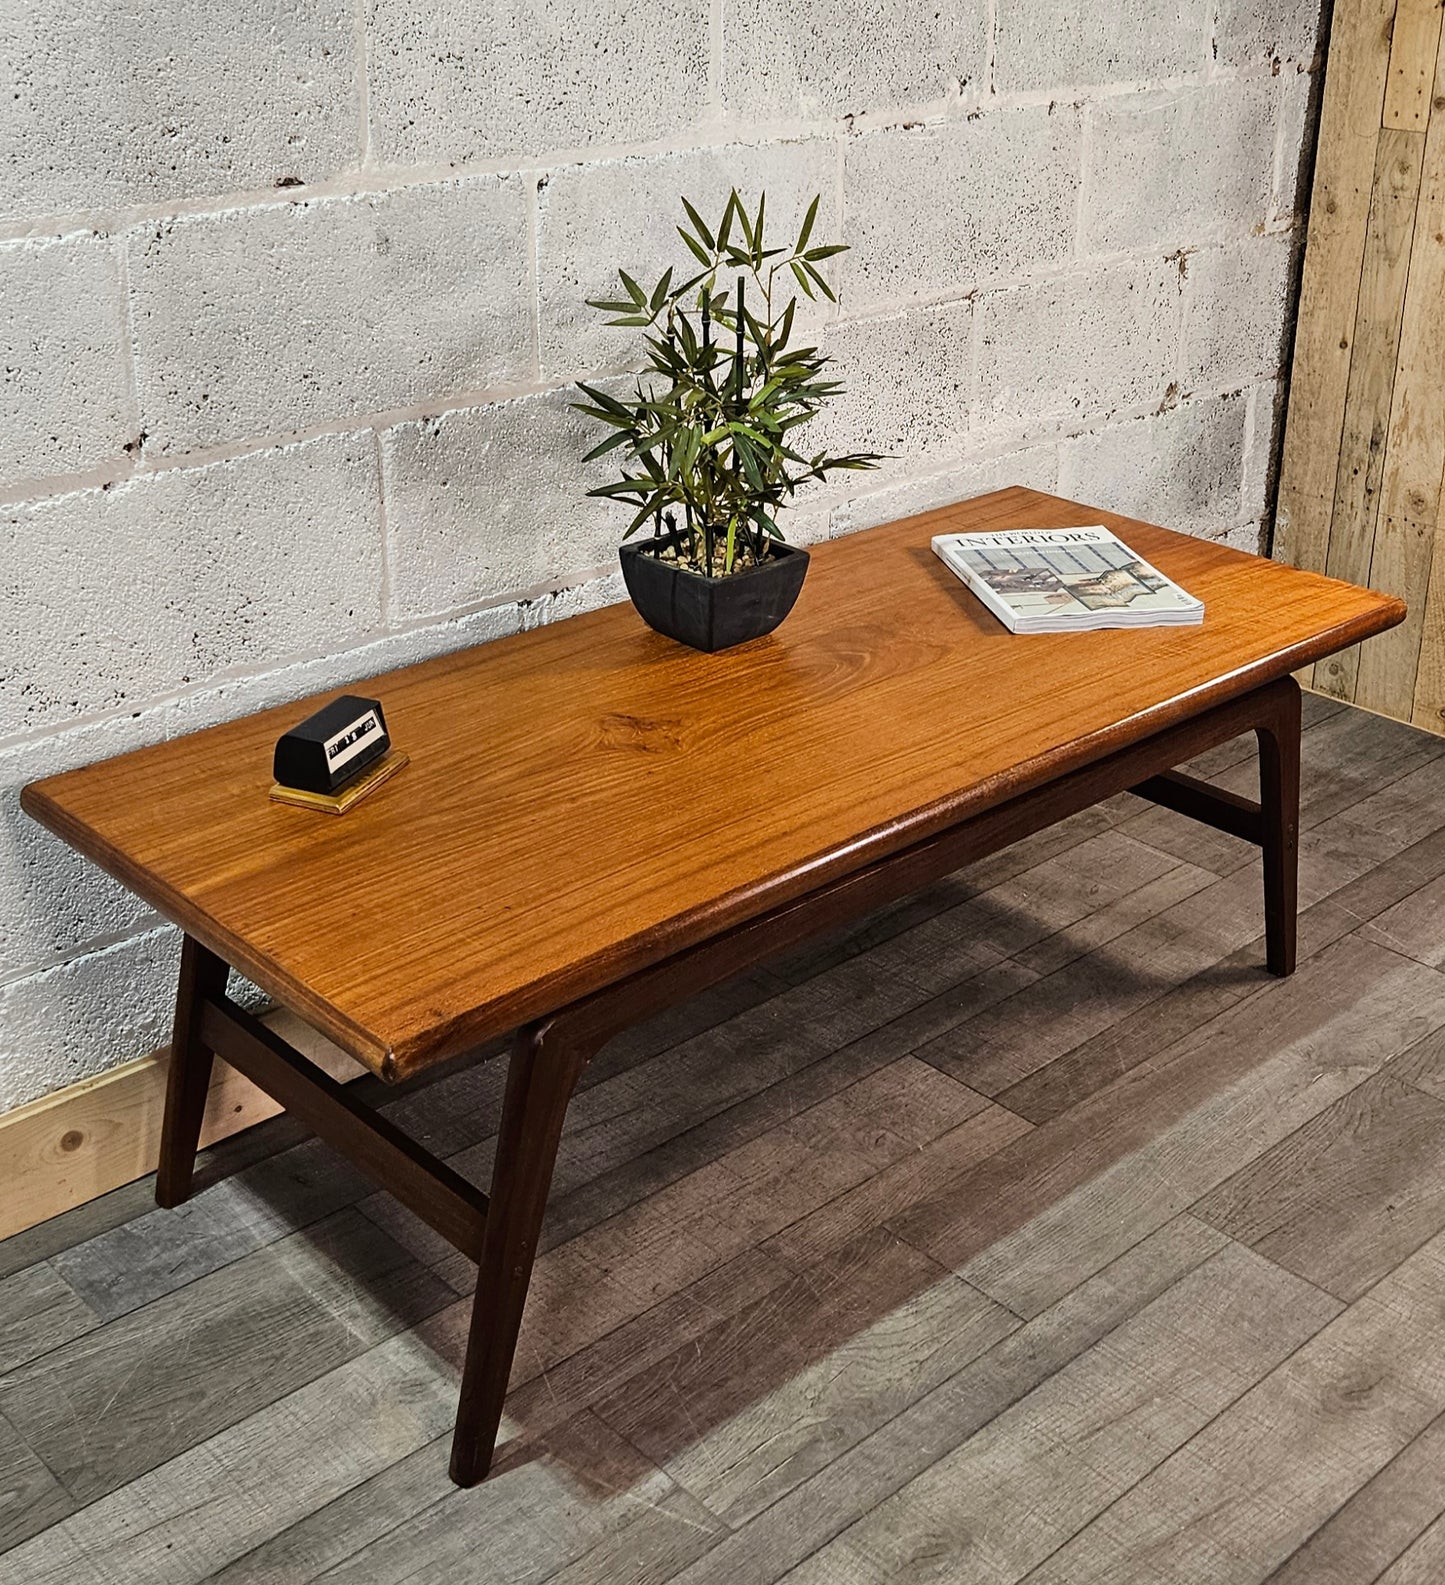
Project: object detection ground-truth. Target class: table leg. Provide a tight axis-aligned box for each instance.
[450,1016,595,1486]
[1257,678,1302,977]
[156,934,230,1207]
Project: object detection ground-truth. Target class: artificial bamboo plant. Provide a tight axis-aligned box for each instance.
[574,190,879,578]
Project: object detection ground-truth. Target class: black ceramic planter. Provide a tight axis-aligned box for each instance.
[619,532,810,653]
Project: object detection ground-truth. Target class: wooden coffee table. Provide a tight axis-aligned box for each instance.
[22,486,1404,1485]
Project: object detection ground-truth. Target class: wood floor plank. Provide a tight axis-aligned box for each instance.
[1011,860,1214,980]
[984,746,1445,1120]
[0,1261,98,1375]
[592,1228,1017,1527]
[212,1251,786,1585]
[1266,1410,1445,1585]
[1021,1227,1445,1584]
[661,1217,1230,1585]
[997,895,1362,1124]
[893,935,1445,1318]
[1375,1511,1445,1583]
[777,1242,1338,1585]
[0,1208,455,1507]
[1360,868,1445,967]
[312,1412,718,1585]
[0,1408,72,1556]
[1194,1070,1445,1300]
[762,1103,1032,1273]
[0,1326,465,1585]
[48,1137,379,1322]
[445,1057,988,1387]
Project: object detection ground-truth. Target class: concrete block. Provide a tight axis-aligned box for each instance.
[1243,378,1283,524]
[994,0,1209,93]
[1273,69,1319,220]
[0,928,178,1114]
[976,260,1178,429]
[829,440,1060,535]
[1057,390,1249,538]
[383,387,620,621]
[368,0,710,167]
[173,606,522,734]
[815,299,974,466]
[720,0,987,120]
[1181,235,1294,392]
[1082,80,1277,255]
[130,177,532,455]
[1215,0,1323,69]
[1,433,383,738]
[537,141,839,380]
[0,0,356,222]
[0,714,173,983]
[843,108,1082,309]
[521,570,630,630]
[0,235,131,488]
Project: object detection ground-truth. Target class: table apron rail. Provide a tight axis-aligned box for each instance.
[197,994,490,1261]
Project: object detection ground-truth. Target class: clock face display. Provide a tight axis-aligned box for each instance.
[274,694,391,796]
[324,709,383,774]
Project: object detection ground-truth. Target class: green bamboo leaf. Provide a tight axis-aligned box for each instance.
[649,267,675,312]
[617,268,648,305]
[803,260,837,302]
[733,189,756,251]
[681,197,715,250]
[678,226,712,268]
[790,259,816,300]
[582,429,636,462]
[717,191,738,251]
[796,193,820,254]
[803,244,848,261]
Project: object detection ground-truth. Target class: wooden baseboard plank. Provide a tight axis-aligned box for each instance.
[0,1009,363,1244]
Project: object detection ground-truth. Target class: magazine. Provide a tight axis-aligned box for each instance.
[931,525,1204,634]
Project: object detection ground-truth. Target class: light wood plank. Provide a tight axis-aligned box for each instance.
[0,1005,364,1244]
[1383,0,1445,128]
[1361,38,1445,717]
[0,1329,465,1585]
[1316,127,1428,700]
[1376,1510,1445,1582]
[1275,0,1400,576]
[0,1409,72,1557]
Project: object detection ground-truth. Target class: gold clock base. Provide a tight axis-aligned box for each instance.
[269,750,410,816]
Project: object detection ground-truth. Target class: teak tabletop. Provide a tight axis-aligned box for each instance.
[22,487,1404,1081]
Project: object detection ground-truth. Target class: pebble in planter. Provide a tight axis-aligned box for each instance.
[574,191,880,652]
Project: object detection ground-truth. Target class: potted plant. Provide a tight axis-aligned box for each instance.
[574,191,880,653]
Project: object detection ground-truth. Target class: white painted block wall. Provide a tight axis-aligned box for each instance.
[1,0,1323,1111]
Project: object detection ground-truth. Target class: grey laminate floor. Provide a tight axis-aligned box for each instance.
[7,694,1445,1583]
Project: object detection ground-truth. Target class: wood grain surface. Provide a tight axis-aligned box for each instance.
[22,487,1404,1078]
[1276,1,1445,729]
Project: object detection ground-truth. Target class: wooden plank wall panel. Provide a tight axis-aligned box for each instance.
[1274,0,1401,652]
[1277,3,1445,730]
